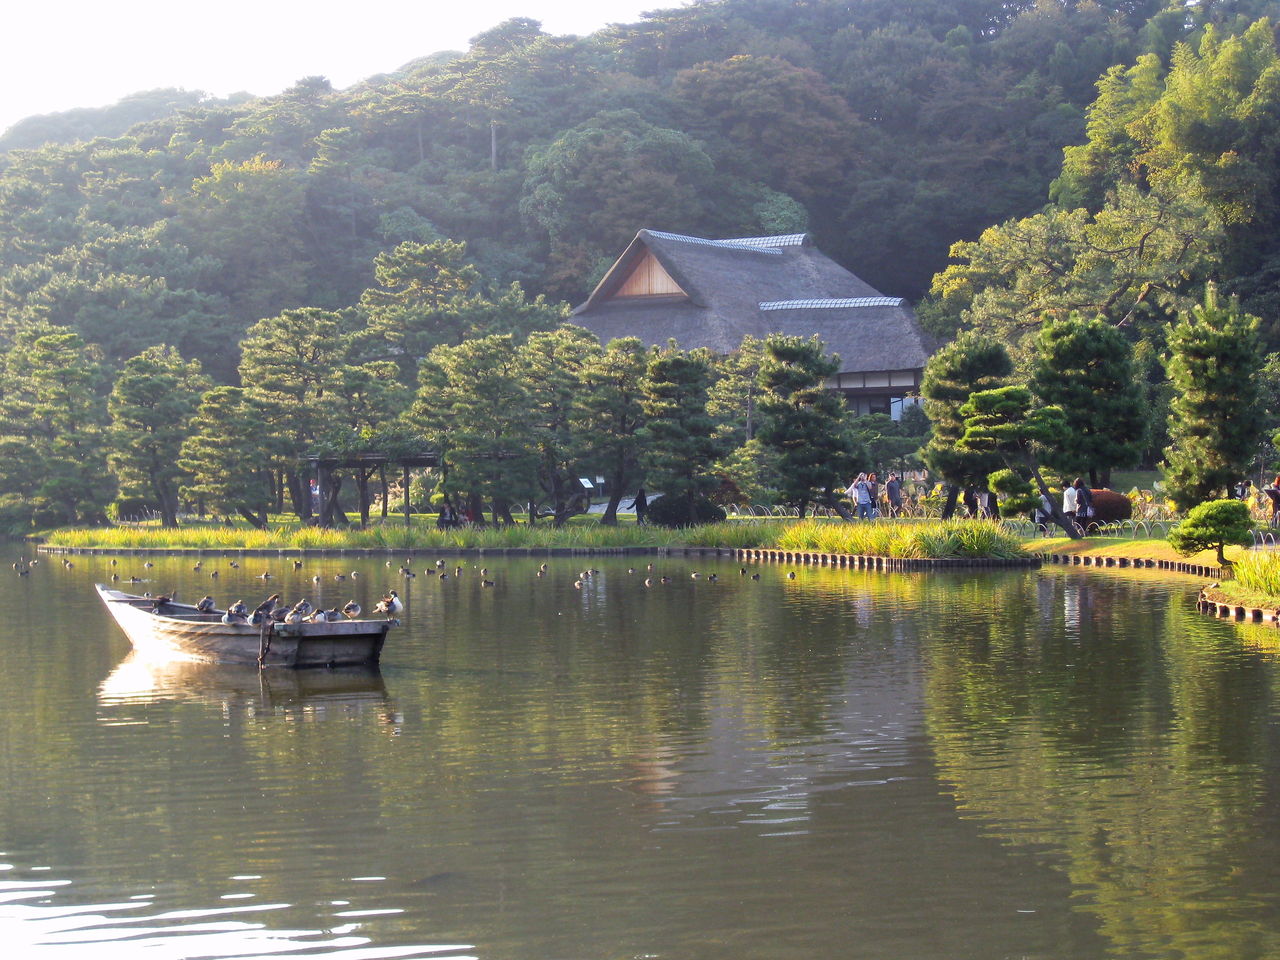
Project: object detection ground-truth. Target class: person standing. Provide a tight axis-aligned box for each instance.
[1073,478,1093,525]
[1062,481,1079,527]
[847,473,873,519]
[886,473,903,517]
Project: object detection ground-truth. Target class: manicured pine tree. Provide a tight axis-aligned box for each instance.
[178,386,274,529]
[1030,313,1146,487]
[1164,283,1264,512]
[639,346,723,524]
[920,331,1012,518]
[754,334,863,518]
[957,385,1080,539]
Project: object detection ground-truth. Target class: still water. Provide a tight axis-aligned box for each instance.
[2,552,1279,959]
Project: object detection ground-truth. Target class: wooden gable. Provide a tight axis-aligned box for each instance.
[612,251,685,299]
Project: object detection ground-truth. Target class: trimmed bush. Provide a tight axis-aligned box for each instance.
[645,495,726,528]
[1087,489,1131,524]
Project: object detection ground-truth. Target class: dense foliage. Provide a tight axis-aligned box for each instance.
[7,2,1280,531]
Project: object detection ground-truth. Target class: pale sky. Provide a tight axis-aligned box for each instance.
[0,1,674,134]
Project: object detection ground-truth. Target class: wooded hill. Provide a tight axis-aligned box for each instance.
[7,0,1269,385]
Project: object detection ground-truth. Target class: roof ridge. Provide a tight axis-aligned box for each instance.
[759,297,905,310]
[642,229,788,255]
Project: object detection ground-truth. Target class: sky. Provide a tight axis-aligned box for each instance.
[0,0,673,134]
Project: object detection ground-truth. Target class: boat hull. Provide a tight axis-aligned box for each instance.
[96,585,392,668]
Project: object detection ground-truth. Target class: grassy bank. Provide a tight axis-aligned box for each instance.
[43,517,1027,561]
[1029,534,1245,568]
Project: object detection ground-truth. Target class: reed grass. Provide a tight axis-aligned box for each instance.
[1229,551,1280,599]
[43,516,1028,559]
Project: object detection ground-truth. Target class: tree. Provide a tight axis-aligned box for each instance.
[108,346,210,527]
[408,334,538,520]
[754,334,862,517]
[0,324,111,526]
[579,336,649,525]
[930,180,1224,350]
[920,332,1013,518]
[178,386,273,528]
[957,385,1080,538]
[639,346,724,524]
[520,325,602,525]
[1168,498,1253,567]
[360,239,564,380]
[1164,283,1264,511]
[238,307,351,519]
[1030,314,1147,485]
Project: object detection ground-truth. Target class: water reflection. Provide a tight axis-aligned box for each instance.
[4,554,1280,958]
[98,655,391,715]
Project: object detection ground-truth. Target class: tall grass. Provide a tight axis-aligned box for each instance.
[775,518,1026,559]
[1230,551,1280,598]
[44,516,1027,559]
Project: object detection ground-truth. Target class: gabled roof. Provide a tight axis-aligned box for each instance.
[571,229,933,377]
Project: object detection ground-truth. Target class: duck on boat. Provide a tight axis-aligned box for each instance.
[96,584,395,669]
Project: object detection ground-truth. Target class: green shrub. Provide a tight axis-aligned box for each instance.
[646,495,726,528]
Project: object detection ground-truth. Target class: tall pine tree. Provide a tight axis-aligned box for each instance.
[1164,283,1264,511]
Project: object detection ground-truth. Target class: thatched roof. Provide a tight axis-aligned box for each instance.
[571,230,933,375]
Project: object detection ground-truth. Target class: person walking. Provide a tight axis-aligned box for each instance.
[627,487,648,525]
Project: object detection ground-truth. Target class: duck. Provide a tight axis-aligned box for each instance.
[690,572,700,580]
[293,560,303,570]
[751,573,761,581]
[644,578,653,587]
[284,601,311,625]
[373,593,403,617]
[436,559,445,568]
[324,608,343,622]
[481,579,495,587]
[659,576,671,584]
[143,562,153,568]
[252,594,280,624]
[109,559,117,566]
[539,563,548,573]
[574,579,584,589]
[787,571,796,580]
[334,573,347,581]
[222,601,249,624]
[257,571,272,579]
[196,596,215,613]
[627,567,635,574]
[312,575,322,583]
[209,570,219,579]
[342,600,362,619]
[707,574,718,583]
[740,567,748,576]
[229,561,240,569]
[439,572,450,581]
[110,573,120,581]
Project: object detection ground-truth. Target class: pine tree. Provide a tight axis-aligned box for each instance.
[639,346,723,524]
[754,334,863,518]
[1164,283,1264,511]
[920,331,1012,517]
[1030,314,1146,486]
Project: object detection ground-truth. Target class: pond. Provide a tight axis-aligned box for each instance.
[2,552,1280,959]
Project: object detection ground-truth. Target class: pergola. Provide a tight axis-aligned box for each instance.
[306,452,439,528]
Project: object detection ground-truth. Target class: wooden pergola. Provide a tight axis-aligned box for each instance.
[306,452,439,528]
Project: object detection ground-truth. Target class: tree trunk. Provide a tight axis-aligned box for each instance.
[494,498,516,524]
[600,489,625,526]
[237,505,268,529]
[940,484,960,519]
[326,473,347,526]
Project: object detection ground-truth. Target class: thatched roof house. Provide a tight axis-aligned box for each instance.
[571,229,933,417]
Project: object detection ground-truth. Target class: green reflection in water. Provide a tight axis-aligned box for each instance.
[924,568,1280,960]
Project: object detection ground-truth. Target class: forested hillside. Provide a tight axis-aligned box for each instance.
[0,0,1228,383]
[3,0,1280,532]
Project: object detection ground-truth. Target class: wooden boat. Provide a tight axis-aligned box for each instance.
[96,584,394,668]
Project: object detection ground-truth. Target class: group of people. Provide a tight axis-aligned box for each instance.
[845,472,905,519]
[1034,477,1094,530]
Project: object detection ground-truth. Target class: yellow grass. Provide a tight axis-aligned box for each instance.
[1028,536,1246,567]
